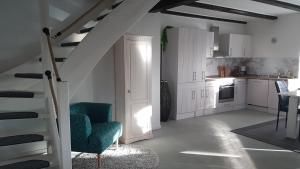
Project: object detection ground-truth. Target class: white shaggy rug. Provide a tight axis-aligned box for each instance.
[72,144,159,169]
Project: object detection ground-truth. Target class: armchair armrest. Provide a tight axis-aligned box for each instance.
[70,113,92,151]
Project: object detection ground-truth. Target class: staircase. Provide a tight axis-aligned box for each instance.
[0,0,160,168]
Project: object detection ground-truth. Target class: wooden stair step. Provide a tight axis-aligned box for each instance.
[0,160,50,169]
[14,73,43,79]
[61,42,80,47]
[0,134,44,146]
[0,112,38,120]
[38,57,67,62]
[0,91,35,98]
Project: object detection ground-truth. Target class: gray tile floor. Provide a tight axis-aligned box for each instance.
[137,109,300,169]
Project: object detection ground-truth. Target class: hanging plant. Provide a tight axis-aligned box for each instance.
[161,26,174,52]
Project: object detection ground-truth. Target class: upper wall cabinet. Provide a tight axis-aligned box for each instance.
[164,27,208,84]
[206,32,214,58]
[220,34,252,58]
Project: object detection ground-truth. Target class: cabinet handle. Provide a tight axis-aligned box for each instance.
[192,91,195,100]
[229,48,232,56]
[205,89,208,97]
[202,71,205,80]
[194,72,197,81]
[210,47,214,57]
[201,89,205,98]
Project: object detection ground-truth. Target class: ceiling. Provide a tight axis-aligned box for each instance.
[169,0,300,22]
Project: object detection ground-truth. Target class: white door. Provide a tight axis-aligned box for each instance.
[229,34,244,58]
[179,84,197,114]
[125,36,152,139]
[178,28,194,83]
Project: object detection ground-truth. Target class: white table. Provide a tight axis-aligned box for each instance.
[279,90,300,139]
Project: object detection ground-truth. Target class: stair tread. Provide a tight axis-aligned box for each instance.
[0,160,50,169]
[61,42,80,47]
[0,91,35,98]
[0,134,44,146]
[39,57,67,62]
[0,112,38,120]
[15,73,43,79]
[79,27,94,33]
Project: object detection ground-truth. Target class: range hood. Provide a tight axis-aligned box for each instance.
[209,26,225,57]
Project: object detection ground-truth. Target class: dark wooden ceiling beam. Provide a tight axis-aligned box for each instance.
[252,0,300,12]
[150,0,198,13]
[161,10,247,24]
[186,2,278,20]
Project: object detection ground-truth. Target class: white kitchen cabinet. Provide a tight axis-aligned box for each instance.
[220,34,252,58]
[176,82,205,120]
[206,32,214,58]
[247,79,268,107]
[205,83,218,109]
[114,35,153,144]
[235,79,246,106]
[164,27,210,120]
[165,27,207,84]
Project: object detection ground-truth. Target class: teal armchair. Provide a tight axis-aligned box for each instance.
[70,102,122,166]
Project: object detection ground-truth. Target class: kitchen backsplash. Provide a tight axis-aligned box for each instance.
[206,57,299,77]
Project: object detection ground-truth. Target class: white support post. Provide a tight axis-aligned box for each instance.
[57,82,72,169]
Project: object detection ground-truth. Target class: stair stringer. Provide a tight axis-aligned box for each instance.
[59,0,160,98]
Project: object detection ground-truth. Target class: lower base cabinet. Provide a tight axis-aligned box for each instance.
[175,82,205,120]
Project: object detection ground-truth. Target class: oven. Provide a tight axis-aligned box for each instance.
[219,83,234,103]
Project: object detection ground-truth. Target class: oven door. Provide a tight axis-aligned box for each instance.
[219,84,234,103]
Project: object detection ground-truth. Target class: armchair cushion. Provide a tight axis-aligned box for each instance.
[88,122,122,153]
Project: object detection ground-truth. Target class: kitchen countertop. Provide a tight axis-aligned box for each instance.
[206,75,295,81]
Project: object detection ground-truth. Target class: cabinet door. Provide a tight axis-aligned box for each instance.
[206,32,214,58]
[124,37,152,139]
[193,29,206,82]
[235,82,246,105]
[229,34,244,58]
[180,84,197,114]
[243,35,252,58]
[178,28,194,83]
[196,83,206,111]
[205,85,218,109]
[247,80,268,107]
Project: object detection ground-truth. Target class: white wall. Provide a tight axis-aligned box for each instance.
[246,13,300,58]
[71,48,116,118]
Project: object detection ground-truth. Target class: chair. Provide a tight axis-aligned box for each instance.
[70,102,122,167]
[274,81,300,140]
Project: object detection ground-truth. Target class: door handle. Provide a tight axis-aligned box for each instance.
[128,89,131,93]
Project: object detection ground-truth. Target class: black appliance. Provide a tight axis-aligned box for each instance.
[219,83,234,103]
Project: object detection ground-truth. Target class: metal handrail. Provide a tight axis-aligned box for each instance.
[52,0,104,39]
[42,28,62,82]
